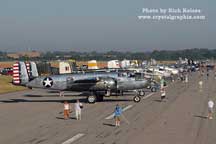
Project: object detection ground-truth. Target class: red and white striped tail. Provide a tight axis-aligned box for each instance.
[25,62,31,76]
[13,62,20,84]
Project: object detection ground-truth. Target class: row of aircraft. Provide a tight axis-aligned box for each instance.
[12,61,182,103]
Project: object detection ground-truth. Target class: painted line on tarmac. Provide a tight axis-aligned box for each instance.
[105,104,133,120]
[143,93,154,100]
[62,133,85,144]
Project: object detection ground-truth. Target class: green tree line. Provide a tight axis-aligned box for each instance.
[1,48,216,61]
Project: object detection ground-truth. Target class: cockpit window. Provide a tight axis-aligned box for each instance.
[67,77,74,81]
[135,73,144,80]
[146,70,152,73]
[118,72,128,77]
[128,73,135,78]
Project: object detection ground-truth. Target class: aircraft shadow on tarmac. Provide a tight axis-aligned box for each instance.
[0,98,86,103]
[0,98,132,103]
[24,92,89,97]
[47,91,91,95]
[153,99,163,102]
[193,115,208,119]
[56,116,77,120]
[153,99,168,103]
[103,123,116,127]
[24,92,136,98]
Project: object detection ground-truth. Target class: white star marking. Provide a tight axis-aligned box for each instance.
[44,78,53,87]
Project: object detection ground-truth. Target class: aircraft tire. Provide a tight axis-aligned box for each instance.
[151,87,157,92]
[133,96,141,103]
[87,95,96,103]
[138,90,145,96]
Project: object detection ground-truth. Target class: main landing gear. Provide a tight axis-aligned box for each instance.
[87,91,105,103]
[87,95,96,103]
[87,89,145,103]
[133,89,145,103]
[133,95,141,103]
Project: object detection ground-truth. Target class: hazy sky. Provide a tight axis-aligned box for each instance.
[0,0,213,52]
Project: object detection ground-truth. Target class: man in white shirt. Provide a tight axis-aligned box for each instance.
[160,88,166,102]
[75,100,83,120]
[208,100,214,120]
[199,80,203,90]
[185,74,188,83]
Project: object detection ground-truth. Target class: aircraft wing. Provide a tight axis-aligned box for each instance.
[73,77,99,84]
[67,76,117,91]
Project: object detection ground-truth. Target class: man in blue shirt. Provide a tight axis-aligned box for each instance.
[114,104,122,127]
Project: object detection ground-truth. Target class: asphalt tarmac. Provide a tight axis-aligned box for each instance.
[0,71,215,144]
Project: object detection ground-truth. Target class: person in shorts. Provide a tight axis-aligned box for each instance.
[63,101,70,120]
[185,74,188,83]
[208,100,214,120]
[114,104,122,127]
[161,88,166,102]
[207,71,209,80]
[160,78,164,89]
[199,80,203,89]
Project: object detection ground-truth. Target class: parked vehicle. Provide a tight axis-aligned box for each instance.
[1,67,13,75]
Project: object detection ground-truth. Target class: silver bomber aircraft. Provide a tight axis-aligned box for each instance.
[13,62,149,103]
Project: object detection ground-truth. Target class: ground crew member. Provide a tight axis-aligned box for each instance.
[160,77,164,89]
[199,80,203,90]
[114,104,122,127]
[63,101,70,120]
[171,74,174,82]
[207,69,209,80]
[160,87,166,102]
[208,100,214,120]
[74,100,83,120]
[185,74,188,83]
